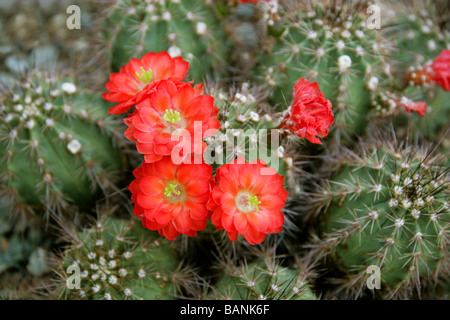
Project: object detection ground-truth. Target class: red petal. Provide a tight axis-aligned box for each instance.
[172,209,192,234]
[140,176,165,196]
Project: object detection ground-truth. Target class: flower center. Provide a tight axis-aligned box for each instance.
[235,192,261,213]
[135,67,153,84]
[164,183,185,203]
[163,109,181,124]
[248,195,261,211]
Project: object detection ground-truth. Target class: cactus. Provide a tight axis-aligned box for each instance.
[203,81,278,166]
[207,246,316,300]
[308,132,449,298]
[55,214,199,300]
[1,0,449,302]
[233,0,394,142]
[99,0,229,81]
[0,71,125,221]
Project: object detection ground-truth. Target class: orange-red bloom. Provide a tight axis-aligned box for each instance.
[396,97,427,117]
[407,49,450,91]
[102,51,190,114]
[124,80,221,163]
[129,157,215,240]
[207,157,288,245]
[429,49,450,91]
[280,78,334,144]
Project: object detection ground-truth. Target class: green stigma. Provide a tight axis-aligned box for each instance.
[164,184,180,198]
[248,195,261,211]
[135,67,153,84]
[163,109,181,124]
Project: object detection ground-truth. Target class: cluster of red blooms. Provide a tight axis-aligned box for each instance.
[102,48,444,244]
[103,51,298,244]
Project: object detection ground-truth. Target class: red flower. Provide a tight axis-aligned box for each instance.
[397,97,427,117]
[207,157,288,245]
[280,78,334,144]
[129,157,215,240]
[429,49,450,91]
[102,51,190,114]
[407,49,450,91]
[124,80,221,163]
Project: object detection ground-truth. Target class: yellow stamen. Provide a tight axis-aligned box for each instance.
[248,195,261,211]
[164,184,180,198]
[135,67,153,84]
[163,109,181,124]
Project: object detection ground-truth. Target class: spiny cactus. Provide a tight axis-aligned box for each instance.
[203,82,278,165]
[308,132,449,298]
[237,0,394,142]
[54,214,199,300]
[0,71,125,222]
[207,247,316,300]
[100,0,229,81]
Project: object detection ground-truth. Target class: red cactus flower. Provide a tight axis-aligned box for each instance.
[280,78,334,144]
[396,97,427,117]
[129,156,215,240]
[207,157,288,245]
[407,49,450,91]
[429,49,450,91]
[102,51,190,115]
[124,80,221,163]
